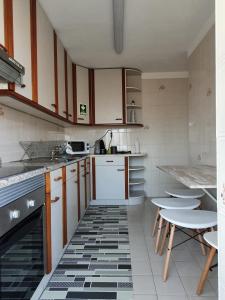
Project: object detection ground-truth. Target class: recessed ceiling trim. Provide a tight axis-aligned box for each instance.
[113,0,125,54]
[187,12,215,57]
[142,71,189,79]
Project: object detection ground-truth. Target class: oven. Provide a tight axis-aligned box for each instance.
[0,175,45,300]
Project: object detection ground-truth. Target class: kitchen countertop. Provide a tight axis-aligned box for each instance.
[90,153,146,157]
[0,152,145,189]
[157,165,217,189]
[0,156,88,189]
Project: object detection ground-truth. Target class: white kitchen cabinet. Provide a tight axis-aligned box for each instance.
[36,2,55,111]
[79,160,86,217]
[0,0,5,49]
[95,157,125,200]
[76,66,90,124]
[94,69,123,124]
[66,163,78,241]
[67,54,74,121]
[86,158,91,204]
[57,37,66,118]
[50,169,63,270]
[13,0,32,99]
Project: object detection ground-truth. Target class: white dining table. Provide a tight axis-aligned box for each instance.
[157,165,217,202]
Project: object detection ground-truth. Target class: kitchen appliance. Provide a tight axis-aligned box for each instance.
[0,174,45,299]
[110,146,117,154]
[94,139,106,155]
[0,44,25,86]
[65,141,90,155]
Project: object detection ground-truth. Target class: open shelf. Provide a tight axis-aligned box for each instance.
[129,178,145,185]
[129,190,145,198]
[126,104,142,109]
[129,166,144,171]
[126,86,142,92]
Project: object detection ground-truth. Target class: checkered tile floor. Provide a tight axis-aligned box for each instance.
[40,206,132,300]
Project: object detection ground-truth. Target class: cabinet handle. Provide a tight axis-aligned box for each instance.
[51,196,60,203]
[54,176,63,181]
[78,117,84,120]
[51,103,57,108]
[117,169,125,171]
[63,111,68,115]
[106,160,114,163]
[75,180,78,184]
[86,172,90,175]
[68,113,72,117]
[81,164,85,167]
[115,118,122,120]
[70,169,76,173]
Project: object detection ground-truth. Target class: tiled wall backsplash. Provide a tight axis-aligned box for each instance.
[0,105,64,162]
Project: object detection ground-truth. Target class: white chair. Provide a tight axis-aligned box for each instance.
[165,188,205,199]
[197,231,218,295]
[151,197,201,253]
[159,209,217,281]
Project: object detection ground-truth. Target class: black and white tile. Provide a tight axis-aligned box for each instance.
[40,206,133,300]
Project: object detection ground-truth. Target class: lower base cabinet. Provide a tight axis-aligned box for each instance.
[66,176,78,242]
[50,185,63,270]
[80,167,86,217]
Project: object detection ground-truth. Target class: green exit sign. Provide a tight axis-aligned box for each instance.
[80,104,87,115]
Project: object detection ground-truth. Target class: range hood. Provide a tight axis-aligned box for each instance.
[0,44,25,86]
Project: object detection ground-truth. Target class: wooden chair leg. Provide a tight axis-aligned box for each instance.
[196,229,206,256]
[155,216,163,253]
[159,221,170,256]
[196,247,217,295]
[152,208,160,237]
[163,224,176,281]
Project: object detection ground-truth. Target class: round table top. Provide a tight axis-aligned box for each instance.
[160,209,217,229]
[151,197,201,210]
[204,231,218,249]
[165,188,205,198]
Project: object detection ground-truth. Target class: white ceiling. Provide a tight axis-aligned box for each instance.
[39,0,214,72]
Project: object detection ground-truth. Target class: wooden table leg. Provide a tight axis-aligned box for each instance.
[196,229,206,256]
[152,208,160,237]
[155,216,163,253]
[159,221,170,256]
[196,247,217,295]
[163,224,176,281]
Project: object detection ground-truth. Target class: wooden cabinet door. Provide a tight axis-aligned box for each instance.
[36,2,55,111]
[0,0,5,48]
[13,0,32,99]
[50,185,63,270]
[96,166,125,200]
[76,66,89,124]
[94,69,123,124]
[66,177,78,241]
[67,54,74,122]
[57,37,67,118]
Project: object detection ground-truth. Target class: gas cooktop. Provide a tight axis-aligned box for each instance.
[0,166,42,179]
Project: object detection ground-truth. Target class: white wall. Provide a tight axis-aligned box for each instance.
[0,105,64,163]
[188,27,216,166]
[66,77,189,197]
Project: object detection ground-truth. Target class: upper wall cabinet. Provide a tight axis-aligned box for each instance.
[94,69,123,124]
[56,37,66,118]
[13,0,32,99]
[0,0,4,47]
[67,54,74,122]
[36,2,55,112]
[76,65,90,124]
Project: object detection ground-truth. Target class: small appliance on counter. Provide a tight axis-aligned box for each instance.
[94,139,106,155]
[65,141,90,155]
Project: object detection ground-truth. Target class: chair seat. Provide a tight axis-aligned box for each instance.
[160,209,217,229]
[151,197,200,210]
[165,188,205,198]
[204,231,218,249]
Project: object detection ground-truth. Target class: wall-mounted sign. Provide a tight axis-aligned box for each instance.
[80,104,87,115]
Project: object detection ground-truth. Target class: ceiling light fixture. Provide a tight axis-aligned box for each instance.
[112,0,124,54]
